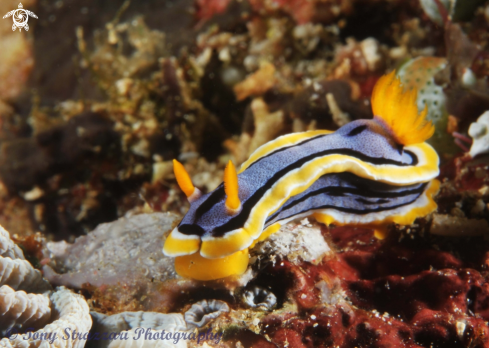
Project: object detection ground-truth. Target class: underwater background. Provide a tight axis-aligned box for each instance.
[1,0,489,347]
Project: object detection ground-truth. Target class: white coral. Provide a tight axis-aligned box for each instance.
[107,328,186,348]
[0,225,51,293]
[184,300,229,330]
[0,285,51,336]
[242,286,277,310]
[0,225,92,348]
[0,226,25,260]
[91,311,188,348]
[469,111,489,158]
[0,257,52,293]
[0,287,92,348]
[91,311,187,333]
[90,300,231,348]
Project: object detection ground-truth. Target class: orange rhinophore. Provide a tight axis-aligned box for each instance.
[173,159,201,202]
[224,160,241,214]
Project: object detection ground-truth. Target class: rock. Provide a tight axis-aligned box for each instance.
[43,212,201,313]
[43,213,180,289]
[253,219,331,265]
[430,213,489,236]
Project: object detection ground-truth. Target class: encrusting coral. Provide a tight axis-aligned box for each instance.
[0,225,92,348]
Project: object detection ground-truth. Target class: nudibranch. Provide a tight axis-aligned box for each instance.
[164,71,440,281]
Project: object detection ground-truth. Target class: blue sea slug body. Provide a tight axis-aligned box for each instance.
[163,71,440,280]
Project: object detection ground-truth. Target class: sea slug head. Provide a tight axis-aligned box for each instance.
[164,160,250,281]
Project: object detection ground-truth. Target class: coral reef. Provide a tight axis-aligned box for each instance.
[242,286,277,310]
[91,311,187,334]
[0,287,92,348]
[1,0,489,346]
[0,285,51,336]
[91,311,188,348]
[0,256,52,293]
[0,112,119,193]
[0,225,51,293]
[430,213,489,236]
[214,224,489,347]
[184,299,229,330]
[0,226,26,260]
[0,225,92,347]
[90,299,230,348]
